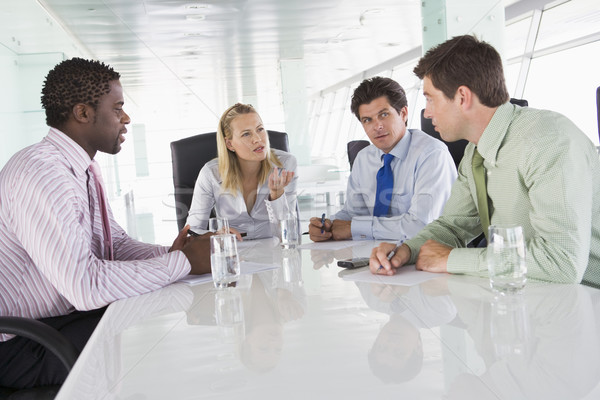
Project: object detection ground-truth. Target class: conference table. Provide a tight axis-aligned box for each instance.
[56,236,600,399]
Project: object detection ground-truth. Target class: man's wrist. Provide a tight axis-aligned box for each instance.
[400,243,411,264]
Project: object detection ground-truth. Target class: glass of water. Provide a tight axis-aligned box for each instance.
[210,234,240,288]
[278,214,299,249]
[487,225,527,293]
[208,217,229,234]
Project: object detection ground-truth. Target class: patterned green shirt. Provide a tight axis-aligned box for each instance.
[406,102,600,285]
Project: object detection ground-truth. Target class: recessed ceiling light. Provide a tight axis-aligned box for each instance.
[185,4,209,10]
[179,50,202,56]
[359,8,383,25]
[362,8,382,15]
[186,14,206,21]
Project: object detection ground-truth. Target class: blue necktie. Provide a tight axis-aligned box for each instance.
[373,153,394,217]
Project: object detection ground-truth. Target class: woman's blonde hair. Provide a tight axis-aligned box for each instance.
[216,103,283,193]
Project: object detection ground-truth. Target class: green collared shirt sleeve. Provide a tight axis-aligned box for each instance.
[406,103,600,283]
[405,144,486,275]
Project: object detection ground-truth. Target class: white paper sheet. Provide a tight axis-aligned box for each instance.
[178,261,278,285]
[341,265,439,286]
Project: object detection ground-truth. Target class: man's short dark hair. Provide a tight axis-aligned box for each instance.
[41,57,120,128]
[413,35,509,107]
[350,77,408,120]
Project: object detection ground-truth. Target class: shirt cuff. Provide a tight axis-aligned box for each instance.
[166,250,193,282]
[155,245,171,256]
[447,247,488,276]
[350,217,374,240]
[405,239,421,264]
[266,193,289,219]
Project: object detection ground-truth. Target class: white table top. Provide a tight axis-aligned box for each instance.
[57,237,600,399]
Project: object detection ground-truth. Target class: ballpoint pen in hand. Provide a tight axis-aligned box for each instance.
[386,243,402,261]
[379,239,404,270]
[320,213,326,234]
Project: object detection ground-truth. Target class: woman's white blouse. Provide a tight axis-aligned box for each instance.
[186,149,298,240]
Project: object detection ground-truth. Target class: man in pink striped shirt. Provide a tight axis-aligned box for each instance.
[0,58,211,389]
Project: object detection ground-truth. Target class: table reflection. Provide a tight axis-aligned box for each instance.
[185,249,307,374]
[351,275,600,398]
[58,283,195,399]
[354,279,457,384]
[443,278,600,400]
[56,237,600,400]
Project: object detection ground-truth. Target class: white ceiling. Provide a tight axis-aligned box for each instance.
[33,0,424,126]
[2,0,568,133]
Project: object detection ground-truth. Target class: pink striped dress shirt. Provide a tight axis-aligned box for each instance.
[0,128,191,341]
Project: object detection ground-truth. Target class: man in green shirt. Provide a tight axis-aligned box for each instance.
[370,35,600,285]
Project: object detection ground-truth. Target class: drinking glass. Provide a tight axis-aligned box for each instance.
[487,225,527,293]
[208,217,229,234]
[210,234,240,288]
[278,214,299,249]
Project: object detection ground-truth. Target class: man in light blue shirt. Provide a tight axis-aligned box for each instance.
[308,77,457,241]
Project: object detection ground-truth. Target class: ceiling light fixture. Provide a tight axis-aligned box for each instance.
[359,8,383,26]
[185,4,209,10]
[185,14,206,21]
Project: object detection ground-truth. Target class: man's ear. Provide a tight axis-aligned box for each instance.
[399,106,408,122]
[456,86,473,110]
[72,103,92,123]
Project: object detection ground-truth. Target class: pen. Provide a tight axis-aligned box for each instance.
[379,240,404,270]
[320,213,326,234]
[386,243,401,261]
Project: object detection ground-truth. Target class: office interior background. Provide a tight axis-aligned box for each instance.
[1,0,599,246]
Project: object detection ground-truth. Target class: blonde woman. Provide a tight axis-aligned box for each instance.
[186,103,297,240]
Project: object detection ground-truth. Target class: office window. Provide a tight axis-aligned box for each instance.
[307,96,321,145]
[523,39,600,145]
[311,92,335,160]
[328,87,351,165]
[391,63,421,128]
[504,15,533,61]
[342,82,365,143]
[535,0,600,52]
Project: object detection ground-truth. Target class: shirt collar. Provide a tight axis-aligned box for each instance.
[377,128,412,162]
[44,127,93,177]
[477,102,515,167]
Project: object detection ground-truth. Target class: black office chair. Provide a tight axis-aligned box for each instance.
[347,140,370,170]
[509,98,528,108]
[0,317,79,399]
[170,130,290,231]
[420,98,528,170]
